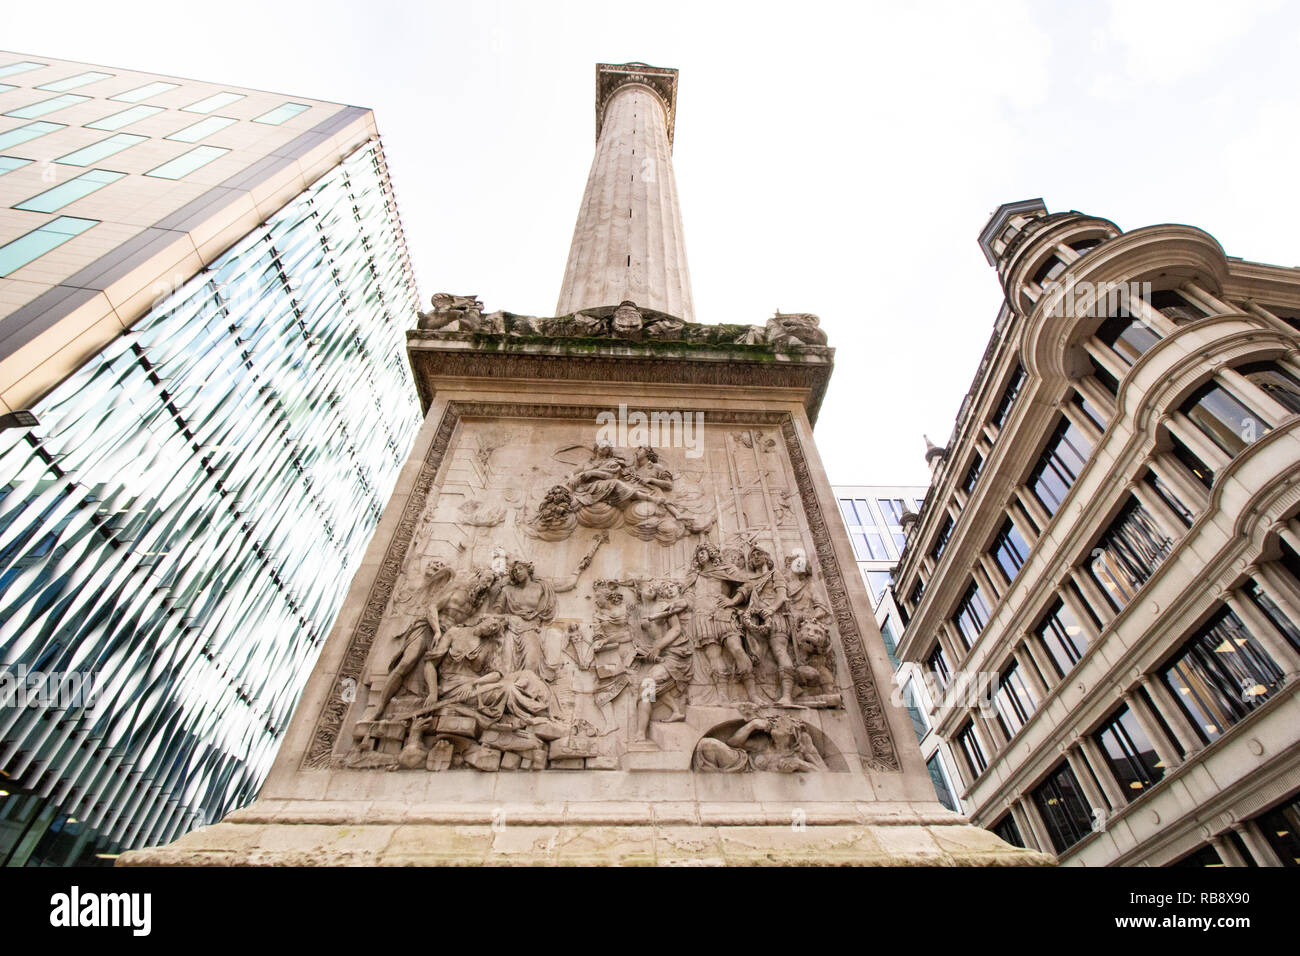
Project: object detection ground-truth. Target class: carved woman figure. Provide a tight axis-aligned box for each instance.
[692,714,827,773]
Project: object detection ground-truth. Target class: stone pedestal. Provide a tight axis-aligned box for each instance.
[120,318,1050,867]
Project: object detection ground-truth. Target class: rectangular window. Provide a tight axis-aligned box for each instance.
[879,615,900,668]
[962,455,984,494]
[166,115,237,143]
[1243,578,1300,655]
[865,569,893,608]
[1254,795,1300,867]
[54,133,146,166]
[0,120,65,150]
[1089,355,1121,397]
[1161,607,1283,744]
[182,91,245,114]
[952,580,990,649]
[1074,391,1108,432]
[1182,381,1269,457]
[1087,498,1171,611]
[0,216,97,277]
[36,71,113,93]
[1237,361,1300,415]
[145,145,230,180]
[991,518,1030,582]
[926,754,958,812]
[1144,469,1193,527]
[927,644,951,692]
[111,81,179,103]
[253,102,309,125]
[956,720,987,777]
[0,61,46,79]
[86,104,163,131]
[1095,704,1165,801]
[1034,597,1089,678]
[991,813,1025,848]
[1097,313,1161,364]
[930,515,954,563]
[5,94,90,120]
[14,168,124,213]
[0,156,32,176]
[1032,762,1094,853]
[902,678,929,740]
[993,662,1037,739]
[991,365,1025,429]
[1169,431,1214,488]
[1028,418,1093,517]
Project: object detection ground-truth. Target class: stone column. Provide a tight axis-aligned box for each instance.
[1208,833,1247,867]
[1065,744,1112,817]
[556,65,694,320]
[1139,675,1203,758]
[1222,588,1300,677]
[1122,690,1182,772]
[1232,820,1283,867]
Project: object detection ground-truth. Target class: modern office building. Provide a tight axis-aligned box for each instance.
[892,198,1300,866]
[832,483,962,811]
[0,52,421,864]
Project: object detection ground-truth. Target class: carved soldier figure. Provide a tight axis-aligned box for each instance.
[631,580,692,744]
[688,542,760,702]
[728,546,796,706]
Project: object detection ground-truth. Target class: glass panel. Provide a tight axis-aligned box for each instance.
[991,366,1025,429]
[1097,313,1161,364]
[166,116,237,143]
[1182,381,1269,457]
[952,581,990,648]
[1256,797,1300,866]
[85,104,163,131]
[5,94,90,119]
[146,145,229,180]
[958,721,987,775]
[54,132,147,166]
[928,645,950,690]
[1035,597,1088,677]
[0,121,65,150]
[181,91,244,114]
[992,519,1030,581]
[865,570,892,606]
[1088,498,1171,610]
[1033,762,1094,853]
[903,679,928,740]
[1243,578,1300,655]
[0,156,33,175]
[254,102,309,125]
[927,754,958,812]
[0,216,97,276]
[37,71,113,93]
[1029,418,1092,517]
[111,81,179,103]
[14,168,125,213]
[1095,704,1165,801]
[992,814,1025,848]
[1238,361,1300,415]
[994,662,1037,738]
[0,61,46,79]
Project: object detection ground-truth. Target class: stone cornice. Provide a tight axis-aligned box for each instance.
[405,331,834,424]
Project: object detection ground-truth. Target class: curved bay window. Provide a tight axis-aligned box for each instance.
[952,580,991,649]
[1032,762,1094,853]
[1181,380,1270,458]
[1097,311,1161,365]
[1087,498,1172,611]
[1161,607,1284,745]
[1236,360,1300,415]
[1028,418,1093,518]
[1094,704,1165,802]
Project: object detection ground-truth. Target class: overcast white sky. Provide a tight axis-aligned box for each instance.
[5,0,1296,486]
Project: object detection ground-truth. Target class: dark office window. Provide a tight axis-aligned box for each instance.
[1087,498,1171,611]
[1097,312,1161,365]
[909,579,925,610]
[991,813,1025,849]
[1161,607,1284,744]
[993,662,1037,739]
[1073,391,1108,432]
[1168,431,1215,489]
[952,581,991,649]
[991,518,1030,583]
[1032,762,1094,853]
[991,365,1025,430]
[1035,598,1089,678]
[1181,380,1270,457]
[1089,355,1121,397]
[962,455,984,494]
[1255,794,1300,866]
[1032,254,1067,289]
[1149,289,1204,324]
[928,644,951,691]
[956,720,987,777]
[1094,704,1165,802]
[1169,844,1225,868]
[1242,577,1300,656]
[926,754,958,812]
[1144,469,1194,527]
[1236,360,1300,415]
[1028,418,1092,517]
[930,515,954,563]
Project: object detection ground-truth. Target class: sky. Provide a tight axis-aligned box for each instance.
[5,0,1296,486]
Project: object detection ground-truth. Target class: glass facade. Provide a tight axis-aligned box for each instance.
[1032,762,1094,853]
[0,140,420,864]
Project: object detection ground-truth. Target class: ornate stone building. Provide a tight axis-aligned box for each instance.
[120,63,1045,866]
[892,199,1300,866]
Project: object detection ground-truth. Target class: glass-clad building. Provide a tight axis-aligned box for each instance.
[0,54,421,865]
